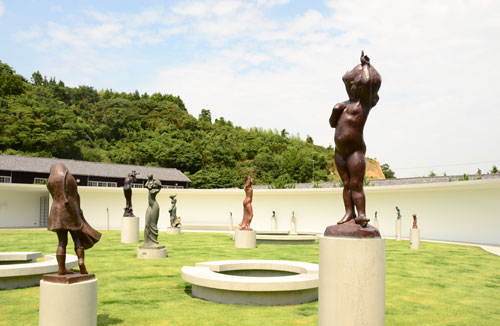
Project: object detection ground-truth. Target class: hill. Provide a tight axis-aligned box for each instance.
[0,60,384,188]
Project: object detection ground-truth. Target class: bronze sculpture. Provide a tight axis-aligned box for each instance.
[324,51,381,237]
[412,214,418,229]
[143,174,163,247]
[169,194,181,228]
[396,207,401,220]
[123,170,138,217]
[239,176,254,231]
[46,164,101,275]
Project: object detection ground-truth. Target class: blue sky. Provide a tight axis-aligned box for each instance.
[1,0,500,177]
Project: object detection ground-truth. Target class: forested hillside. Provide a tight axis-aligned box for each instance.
[0,61,384,188]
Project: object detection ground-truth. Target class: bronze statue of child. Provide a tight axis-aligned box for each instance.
[330,51,382,227]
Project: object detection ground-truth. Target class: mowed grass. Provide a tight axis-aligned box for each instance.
[0,230,499,326]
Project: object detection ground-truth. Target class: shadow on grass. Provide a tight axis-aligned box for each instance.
[184,284,193,297]
[97,314,124,325]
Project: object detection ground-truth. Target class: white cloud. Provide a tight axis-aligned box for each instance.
[256,0,290,8]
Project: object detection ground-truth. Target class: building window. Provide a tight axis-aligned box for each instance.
[163,185,184,189]
[34,178,48,184]
[131,183,144,188]
[88,181,118,187]
[0,176,12,183]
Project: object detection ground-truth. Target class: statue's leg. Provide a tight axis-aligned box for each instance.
[71,230,88,274]
[335,152,355,224]
[56,230,74,275]
[347,150,369,227]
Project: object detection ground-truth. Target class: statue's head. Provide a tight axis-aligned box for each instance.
[342,51,381,108]
[147,174,153,180]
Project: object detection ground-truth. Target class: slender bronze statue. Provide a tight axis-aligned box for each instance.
[412,214,418,229]
[123,170,138,217]
[239,176,254,231]
[324,51,381,237]
[46,164,101,275]
[169,194,181,228]
[143,174,163,247]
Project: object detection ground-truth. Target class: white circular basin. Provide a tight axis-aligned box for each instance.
[182,260,318,305]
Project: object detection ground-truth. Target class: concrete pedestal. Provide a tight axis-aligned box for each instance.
[39,278,97,326]
[319,236,385,326]
[271,216,277,231]
[373,219,379,230]
[290,217,297,235]
[234,230,256,248]
[396,219,402,241]
[137,246,167,259]
[410,228,420,249]
[167,227,181,235]
[121,216,139,244]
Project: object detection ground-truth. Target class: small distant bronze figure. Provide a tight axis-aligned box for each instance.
[396,207,401,220]
[47,164,101,275]
[143,174,163,247]
[169,194,181,228]
[412,214,418,229]
[239,176,254,231]
[330,51,381,228]
[123,170,138,217]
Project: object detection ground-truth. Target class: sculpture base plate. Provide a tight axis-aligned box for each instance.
[324,219,380,238]
[42,273,95,284]
[137,246,167,259]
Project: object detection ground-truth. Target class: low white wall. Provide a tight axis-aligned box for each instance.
[1,179,499,245]
[0,185,47,228]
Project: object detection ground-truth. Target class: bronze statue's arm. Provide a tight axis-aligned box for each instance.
[329,102,347,128]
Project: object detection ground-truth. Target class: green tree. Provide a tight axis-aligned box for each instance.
[381,163,396,179]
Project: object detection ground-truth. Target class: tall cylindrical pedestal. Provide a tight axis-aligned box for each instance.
[271,217,277,231]
[410,228,420,249]
[373,219,379,230]
[319,236,385,326]
[39,278,97,326]
[234,230,256,248]
[121,216,139,243]
[396,219,402,241]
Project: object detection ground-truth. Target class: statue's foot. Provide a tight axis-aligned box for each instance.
[240,226,253,231]
[79,264,88,274]
[58,269,74,275]
[354,216,370,228]
[337,214,354,224]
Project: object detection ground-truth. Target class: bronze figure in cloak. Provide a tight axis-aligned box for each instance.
[123,170,138,217]
[143,174,163,247]
[46,163,101,275]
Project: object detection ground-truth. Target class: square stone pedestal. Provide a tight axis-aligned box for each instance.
[39,274,97,326]
[137,246,167,259]
[167,227,181,235]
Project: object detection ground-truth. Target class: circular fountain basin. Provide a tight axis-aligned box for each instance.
[181,260,318,305]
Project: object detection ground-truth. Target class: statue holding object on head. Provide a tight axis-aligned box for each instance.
[239,176,254,231]
[143,174,163,247]
[330,51,382,228]
[47,164,101,275]
[123,170,138,217]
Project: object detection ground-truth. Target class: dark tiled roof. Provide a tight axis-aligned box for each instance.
[0,155,190,183]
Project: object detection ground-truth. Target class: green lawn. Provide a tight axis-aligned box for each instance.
[1,230,499,326]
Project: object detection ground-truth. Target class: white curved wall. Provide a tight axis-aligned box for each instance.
[1,179,499,245]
